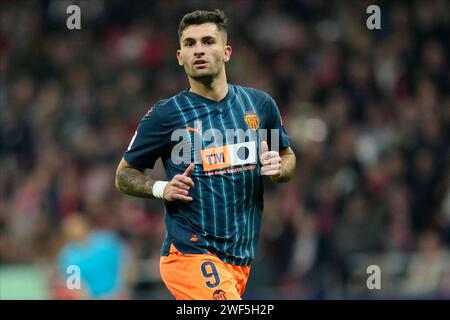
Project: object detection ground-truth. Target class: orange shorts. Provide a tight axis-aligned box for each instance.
[160,244,251,300]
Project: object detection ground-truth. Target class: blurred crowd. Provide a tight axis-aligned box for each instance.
[1,0,449,299]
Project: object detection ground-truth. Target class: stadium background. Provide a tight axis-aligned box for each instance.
[1,0,449,299]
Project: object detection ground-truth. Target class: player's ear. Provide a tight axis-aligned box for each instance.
[176,49,183,66]
[224,45,232,62]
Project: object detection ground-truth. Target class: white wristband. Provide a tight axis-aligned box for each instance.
[152,181,169,199]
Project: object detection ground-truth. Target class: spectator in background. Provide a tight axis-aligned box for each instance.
[56,213,135,299]
[402,229,448,298]
[332,192,385,279]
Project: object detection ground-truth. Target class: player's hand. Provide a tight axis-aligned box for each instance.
[163,163,195,202]
[260,141,282,178]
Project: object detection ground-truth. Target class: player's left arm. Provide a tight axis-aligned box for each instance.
[260,91,296,182]
[260,141,296,183]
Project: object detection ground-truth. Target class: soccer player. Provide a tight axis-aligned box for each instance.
[115,9,296,300]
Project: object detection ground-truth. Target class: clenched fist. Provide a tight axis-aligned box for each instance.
[260,141,282,177]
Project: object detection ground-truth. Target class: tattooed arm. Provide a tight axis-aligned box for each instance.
[115,157,195,202]
[115,157,157,199]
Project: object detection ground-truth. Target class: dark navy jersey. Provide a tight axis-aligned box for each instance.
[124,84,291,266]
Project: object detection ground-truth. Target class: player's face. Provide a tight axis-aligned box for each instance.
[177,23,232,80]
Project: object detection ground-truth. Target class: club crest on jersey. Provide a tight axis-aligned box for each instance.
[244,111,259,131]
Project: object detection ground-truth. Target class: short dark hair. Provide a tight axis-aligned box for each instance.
[178,9,228,40]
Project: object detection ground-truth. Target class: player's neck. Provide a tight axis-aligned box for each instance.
[188,72,228,102]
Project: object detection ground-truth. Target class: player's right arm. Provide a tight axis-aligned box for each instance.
[115,158,195,202]
[117,102,195,201]
[115,157,157,199]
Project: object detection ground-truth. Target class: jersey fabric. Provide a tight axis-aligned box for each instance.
[124,83,291,266]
